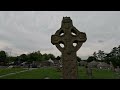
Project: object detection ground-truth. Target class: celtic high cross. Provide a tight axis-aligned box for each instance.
[51,17,87,79]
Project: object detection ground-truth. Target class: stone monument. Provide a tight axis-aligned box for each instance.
[51,17,87,79]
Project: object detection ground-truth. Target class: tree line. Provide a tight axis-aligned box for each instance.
[0,51,57,65]
[1,45,120,67]
[87,45,120,68]
[0,50,81,66]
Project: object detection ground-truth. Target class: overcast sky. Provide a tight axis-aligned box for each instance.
[0,11,120,59]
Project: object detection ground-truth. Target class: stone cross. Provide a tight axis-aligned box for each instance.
[51,17,87,79]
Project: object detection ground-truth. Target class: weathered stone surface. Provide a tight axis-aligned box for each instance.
[115,66,120,72]
[79,61,87,66]
[88,61,99,68]
[86,66,93,79]
[110,61,115,72]
[51,17,87,79]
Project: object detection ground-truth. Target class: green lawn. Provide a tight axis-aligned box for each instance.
[0,67,119,79]
[0,67,62,79]
[78,67,119,79]
[0,68,27,76]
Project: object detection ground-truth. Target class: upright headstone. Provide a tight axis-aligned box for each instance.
[51,17,87,79]
[80,61,87,66]
[110,61,115,72]
[86,65,93,79]
[115,66,120,72]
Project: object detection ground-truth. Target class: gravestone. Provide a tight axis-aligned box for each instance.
[97,62,110,69]
[88,61,99,68]
[110,61,115,72]
[51,17,87,79]
[115,66,120,79]
[80,61,87,66]
[86,66,93,79]
[115,66,120,72]
[44,77,50,79]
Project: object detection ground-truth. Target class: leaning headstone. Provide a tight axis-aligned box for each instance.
[51,17,87,79]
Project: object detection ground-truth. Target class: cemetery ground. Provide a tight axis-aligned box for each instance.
[0,68,27,76]
[0,66,120,79]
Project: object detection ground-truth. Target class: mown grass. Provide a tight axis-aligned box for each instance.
[0,67,62,79]
[0,66,119,79]
[0,68,27,76]
[78,67,119,79]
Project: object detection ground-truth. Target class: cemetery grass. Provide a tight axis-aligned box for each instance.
[0,68,27,76]
[0,67,119,79]
[78,67,118,79]
[0,67,62,79]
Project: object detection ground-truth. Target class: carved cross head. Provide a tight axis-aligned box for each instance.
[51,17,87,54]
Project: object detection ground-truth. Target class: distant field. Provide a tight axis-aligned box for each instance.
[0,67,119,79]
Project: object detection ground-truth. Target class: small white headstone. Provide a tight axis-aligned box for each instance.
[8,65,13,68]
[44,77,50,79]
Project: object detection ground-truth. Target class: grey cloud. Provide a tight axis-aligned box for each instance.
[98,40,104,43]
[0,11,120,59]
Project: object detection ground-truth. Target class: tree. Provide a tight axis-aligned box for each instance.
[7,56,17,62]
[19,54,28,62]
[0,51,7,65]
[97,45,120,67]
[108,46,120,67]
[56,56,61,60]
[43,53,49,60]
[27,52,38,62]
[110,47,118,57]
[97,50,106,61]
[87,56,96,62]
[48,54,55,60]
[93,52,98,60]
[104,53,111,64]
